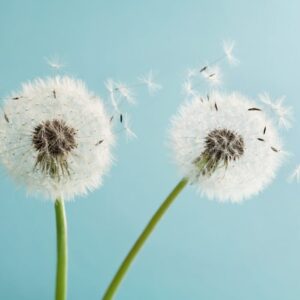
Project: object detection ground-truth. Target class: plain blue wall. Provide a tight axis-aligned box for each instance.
[0,1,299,299]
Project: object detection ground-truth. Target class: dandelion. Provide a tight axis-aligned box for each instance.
[139,70,162,94]
[102,91,284,299]
[259,92,293,129]
[170,91,283,202]
[223,40,239,66]
[0,76,114,199]
[0,76,114,300]
[289,164,300,183]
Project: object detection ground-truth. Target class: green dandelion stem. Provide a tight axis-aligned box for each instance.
[55,198,68,300]
[102,177,189,300]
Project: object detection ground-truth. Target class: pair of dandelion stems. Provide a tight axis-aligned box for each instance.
[55,198,68,300]
[102,177,189,300]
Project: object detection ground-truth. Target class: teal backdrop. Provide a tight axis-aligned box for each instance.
[0,1,299,299]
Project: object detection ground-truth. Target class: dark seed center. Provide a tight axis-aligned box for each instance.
[194,128,244,176]
[32,119,77,179]
[32,119,77,156]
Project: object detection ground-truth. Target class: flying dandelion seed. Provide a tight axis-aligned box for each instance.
[104,72,162,141]
[105,79,136,114]
[201,65,223,86]
[45,56,65,71]
[114,82,135,104]
[122,113,137,140]
[105,78,120,112]
[0,76,114,200]
[223,40,239,66]
[289,164,300,183]
[259,92,293,130]
[182,80,198,97]
[138,71,162,94]
[169,91,283,202]
[186,68,199,78]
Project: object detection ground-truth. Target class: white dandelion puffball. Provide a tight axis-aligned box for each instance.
[169,91,284,203]
[0,76,114,201]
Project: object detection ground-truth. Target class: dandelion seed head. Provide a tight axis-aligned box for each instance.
[0,76,114,201]
[169,91,283,203]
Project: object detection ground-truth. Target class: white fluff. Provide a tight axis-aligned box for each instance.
[0,76,114,201]
[169,91,284,203]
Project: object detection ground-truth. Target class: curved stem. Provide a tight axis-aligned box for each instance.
[55,199,68,300]
[102,177,189,300]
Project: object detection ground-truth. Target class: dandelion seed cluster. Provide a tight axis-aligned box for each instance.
[170,91,284,202]
[195,128,244,177]
[0,76,114,200]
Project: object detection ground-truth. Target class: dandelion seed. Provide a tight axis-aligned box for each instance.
[289,164,300,183]
[0,76,114,200]
[114,82,135,104]
[45,56,65,71]
[104,78,115,94]
[187,68,199,78]
[259,92,293,129]
[105,78,120,112]
[169,91,283,202]
[200,66,208,73]
[123,113,137,140]
[182,80,198,97]
[201,65,222,86]
[223,40,239,66]
[248,107,262,111]
[139,70,162,94]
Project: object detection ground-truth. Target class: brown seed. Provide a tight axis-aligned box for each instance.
[248,108,261,111]
[95,140,104,146]
[271,147,279,152]
[4,113,9,123]
[263,126,266,134]
[200,66,207,72]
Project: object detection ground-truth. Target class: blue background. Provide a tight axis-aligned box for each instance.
[0,1,299,299]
